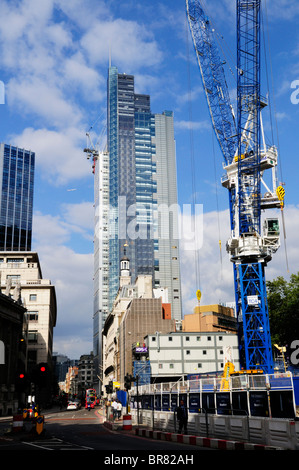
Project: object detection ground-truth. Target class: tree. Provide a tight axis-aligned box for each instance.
[267,272,299,356]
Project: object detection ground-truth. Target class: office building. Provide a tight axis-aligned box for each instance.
[107,66,181,316]
[0,252,57,370]
[0,290,27,415]
[0,143,35,251]
[93,150,109,381]
[145,331,240,380]
[93,67,182,390]
[154,111,182,322]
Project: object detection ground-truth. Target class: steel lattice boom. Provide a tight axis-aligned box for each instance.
[186,0,237,166]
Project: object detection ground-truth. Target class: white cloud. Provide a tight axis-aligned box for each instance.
[63,53,105,102]
[180,208,233,314]
[80,18,163,70]
[175,120,211,131]
[7,78,83,128]
[33,211,71,246]
[179,205,299,316]
[61,201,94,233]
[39,245,93,359]
[32,211,94,358]
[53,335,93,360]
[11,126,90,185]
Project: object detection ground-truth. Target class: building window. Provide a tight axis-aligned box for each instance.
[168,337,173,341]
[27,311,38,322]
[6,274,20,286]
[169,364,174,369]
[203,350,207,355]
[159,363,163,369]
[29,294,37,301]
[186,350,190,355]
[28,331,38,343]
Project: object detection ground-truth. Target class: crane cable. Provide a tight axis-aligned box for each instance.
[201,0,237,85]
[185,13,201,298]
[212,131,223,279]
[262,0,289,273]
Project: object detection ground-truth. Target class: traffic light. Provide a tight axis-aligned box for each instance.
[124,374,132,391]
[105,381,113,394]
[33,363,48,388]
[15,371,28,392]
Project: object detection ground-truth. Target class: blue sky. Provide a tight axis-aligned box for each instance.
[0,0,298,359]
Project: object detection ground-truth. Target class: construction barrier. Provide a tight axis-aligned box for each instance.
[12,414,23,433]
[36,415,44,435]
[123,414,132,431]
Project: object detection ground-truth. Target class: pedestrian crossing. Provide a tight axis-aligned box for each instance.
[21,436,93,450]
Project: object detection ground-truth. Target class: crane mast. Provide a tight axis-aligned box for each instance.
[186,0,283,373]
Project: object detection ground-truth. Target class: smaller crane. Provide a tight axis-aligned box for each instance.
[83,116,107,173]
[84,132,100,174]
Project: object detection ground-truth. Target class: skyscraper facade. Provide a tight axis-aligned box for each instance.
[107,67,158,309]
[93,150,109,375]
[0,143,35,251]
[153,111,182,322]
[93,67,182,388]
[107,68,137,308]
[134,94,156,281]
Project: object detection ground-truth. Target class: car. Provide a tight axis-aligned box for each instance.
[67,400,81,410]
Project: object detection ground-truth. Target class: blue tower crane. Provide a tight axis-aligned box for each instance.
[186,0,284,373]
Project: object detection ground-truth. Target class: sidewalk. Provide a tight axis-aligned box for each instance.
[102,414,284,450]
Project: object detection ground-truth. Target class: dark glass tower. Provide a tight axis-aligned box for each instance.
[0,143,35,251]
[107,67,157,308]
[106,67,182,321]
[134,94,156,278]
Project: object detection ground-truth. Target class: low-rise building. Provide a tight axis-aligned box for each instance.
[182,304,238,334]
[144,331,240,381]
[0,252,56,407]
[0,252,57,371]
[0,291,27,415]
[78,353,95,396]
[118,296,176,385]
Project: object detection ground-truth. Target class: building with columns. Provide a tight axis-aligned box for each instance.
[0,252,57,371]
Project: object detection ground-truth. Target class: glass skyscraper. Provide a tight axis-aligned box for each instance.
[106,66,182,317]
[0,143,35,251]
[93,67,182,388]
[153,111,182,322]
[107,67,159,310]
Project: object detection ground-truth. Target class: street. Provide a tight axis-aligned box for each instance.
[0,407,214,456]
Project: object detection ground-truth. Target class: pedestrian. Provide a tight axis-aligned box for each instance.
[176,400,188,434]
[111,399,118,420]
[117,400,122,419]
